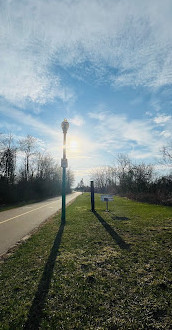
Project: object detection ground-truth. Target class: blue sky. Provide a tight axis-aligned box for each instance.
[0,0,172,184]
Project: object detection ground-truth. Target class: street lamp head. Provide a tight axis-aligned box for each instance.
[61,119,69,134]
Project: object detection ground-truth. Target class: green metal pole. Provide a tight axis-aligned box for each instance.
[61,119,69,222]
[61,131,67,222]
[61,166,66,221]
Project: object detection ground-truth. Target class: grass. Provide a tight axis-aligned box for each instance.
[0,193,172,329]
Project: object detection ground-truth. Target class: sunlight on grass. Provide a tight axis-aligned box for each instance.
[0,194,172,329]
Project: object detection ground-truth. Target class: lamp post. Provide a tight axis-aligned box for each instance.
[61,119,69,221]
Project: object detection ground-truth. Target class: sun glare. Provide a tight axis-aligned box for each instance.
[68,139,80,153]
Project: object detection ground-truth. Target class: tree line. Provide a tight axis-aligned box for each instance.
[76,148,172,206]
[0,133,74,205]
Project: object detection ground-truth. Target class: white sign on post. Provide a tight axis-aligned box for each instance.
[61,158,68,168]
[101,195,114,212]
[101,195,114,201]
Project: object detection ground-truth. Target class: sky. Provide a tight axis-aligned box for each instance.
[0,0,172,185]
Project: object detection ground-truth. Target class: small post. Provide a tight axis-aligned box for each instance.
[105,198,109,212]
[91,180,95,212]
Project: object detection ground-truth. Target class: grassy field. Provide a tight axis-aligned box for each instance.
[0,193,172,329]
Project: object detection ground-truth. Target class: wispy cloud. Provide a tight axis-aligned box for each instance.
[88,109,171,160]
[0,0,172,184]
[70,115,84,127]
[160,130,171,138]
[153,114,171,124]
[0,104,60,139]
[0,0,172,108]
[0,121,21,132]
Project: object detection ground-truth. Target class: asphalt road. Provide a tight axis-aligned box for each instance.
[0,192,81,257]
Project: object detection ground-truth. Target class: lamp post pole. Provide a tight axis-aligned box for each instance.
[61,119,69,222]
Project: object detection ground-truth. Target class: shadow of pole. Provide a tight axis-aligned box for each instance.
[24,218,65,329]
[93,211,130,250]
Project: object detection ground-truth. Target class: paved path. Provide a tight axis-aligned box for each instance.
[0,192,81,257]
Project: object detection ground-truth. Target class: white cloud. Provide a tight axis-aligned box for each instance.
[150,99,161,112]
[153,115,171,124]
[128,150,153,160]
[0,104,60,140]
[0,0,172,107]
[0,121,21,132]
[88,109,171,160]
[0,0,75,106]
[0,0,172,185]
[160,130,171,138]
[88,112,106,121]
[70,116,84,127]
[145,111,153,117]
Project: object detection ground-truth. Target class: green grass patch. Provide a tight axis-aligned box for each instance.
[0,194,172,329]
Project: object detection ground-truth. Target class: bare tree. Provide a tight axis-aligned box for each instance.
[130,163,154,192]
[19,135,37,181]
[0,133,17,183]
[116,153,131,176]
[161,141,172,167]
[77,178,84,194]
[66,168,75,192]
[90,166,117,192]
[36,153,59,180]
[115,154,131,190]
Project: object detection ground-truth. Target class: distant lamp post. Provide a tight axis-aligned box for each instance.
[61,119,69,221]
